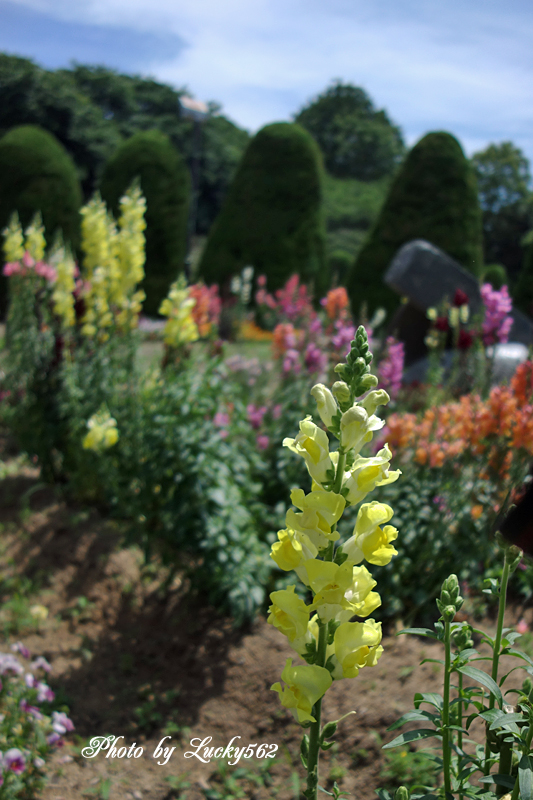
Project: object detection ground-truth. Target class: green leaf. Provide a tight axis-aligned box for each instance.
[489,712,525,729]
[388,710,440,731]
[506,648,533,668]
[398,627,441,640]
[519,754,533,800]
[383,728,439,749]
[414,693,444,710]
[477,775,516,789]
[456,665,503,706]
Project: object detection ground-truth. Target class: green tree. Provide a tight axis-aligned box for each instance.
[294,80,405,181]
[0,124,82,315]
[198,122,326,293]
[471,141,532,282]
[100,129,190,316]
[348,131,483,317]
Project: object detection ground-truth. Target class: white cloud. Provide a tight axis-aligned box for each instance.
[9,0,533,162]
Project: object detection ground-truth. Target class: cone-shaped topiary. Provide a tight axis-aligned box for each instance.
[347,132,483,317]
[198,122,327,295]
[100,130,190,316]
[0,124,82,316]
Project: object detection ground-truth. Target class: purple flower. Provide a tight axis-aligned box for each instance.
[256,435,270,450]
[272,404,282,420]
[37,681,55,702]
[247,404,267,430]
[31,656,51,673]
[11,642,30,659]
[213,411,229,428]
[481,283,513,346]
[331,321,356,355]
[20,699,44,719]
[47,733,63,747]
[283,349,301,374]
[379,337,405,399]
[52,711,75,734]
[304,342,328,374]
[4,749,26,774]
[0,654,24,676]
[24,673,36,688]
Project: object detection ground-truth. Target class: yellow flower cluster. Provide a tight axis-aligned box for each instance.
[50,243,77,329]
[80,186,146,340]
[268,366,401,727]
[159,276,199,347]
[24,213,46,261]
[2,213,25,263]
[82,408,119,452]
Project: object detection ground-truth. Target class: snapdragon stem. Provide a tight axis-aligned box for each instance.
[305,447,347,800]
[483,556,511,775]
[443,617,453,798]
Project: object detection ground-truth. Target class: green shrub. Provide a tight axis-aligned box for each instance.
[100,130,190,316]
[198,122,327,294]
[348,131,483,317]
[514,240,533,315]
[482,263,508,290]
[327,249,353,286]
[0,124,82,316]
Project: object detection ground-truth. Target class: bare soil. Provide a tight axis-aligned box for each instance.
[0,438,531,800]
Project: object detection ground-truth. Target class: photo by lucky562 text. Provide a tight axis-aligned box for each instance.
[267,325,401,800]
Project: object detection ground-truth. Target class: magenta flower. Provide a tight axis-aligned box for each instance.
[47,732,63,747]
[213,411,229,428]
[52,711,75,734]
[304,342,328,374]
[4,749,26,774]
[480,283,513,346]
[2,261,22,276]
[331,321,356,356]
[256,435,270,450]
[37,681,55,702]
[31,656,51,673]
[283,349,301,374]
[247,404,267,430]
[379,337,404,400]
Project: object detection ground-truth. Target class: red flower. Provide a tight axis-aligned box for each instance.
[435,316,449,332]
[453,289,469,307]
[458,329,474,350]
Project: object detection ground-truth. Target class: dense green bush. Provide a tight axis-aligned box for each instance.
[0,124,82,316]
[348,132,483,317]
[294,80,405,181]
[199,122,327,294]
[100,130,190,316]
[482,263,508,290]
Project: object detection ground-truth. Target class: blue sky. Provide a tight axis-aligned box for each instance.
[2,0,532,165]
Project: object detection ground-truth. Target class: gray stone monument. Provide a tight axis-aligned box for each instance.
[384,239,533,367]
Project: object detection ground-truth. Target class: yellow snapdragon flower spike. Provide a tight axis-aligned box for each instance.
[51,246,76,328]
[271,658,332,725]
[159,277,199,347]
[82,408,119,452]
[2,213,24,263]
[24,213,46,261]
[268,586,310,645]
[343,502,398,566]
[271,528,317,572]
[283,416,334,485]
[333,619,383,679]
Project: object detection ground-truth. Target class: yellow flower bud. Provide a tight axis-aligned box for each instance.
[310,384,338,429]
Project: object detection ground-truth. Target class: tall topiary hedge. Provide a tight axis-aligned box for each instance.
[198,122,326,294]
[100,130,190,316]
[0,124,82,316]
[347,131,483,317]
[514,243,533,316]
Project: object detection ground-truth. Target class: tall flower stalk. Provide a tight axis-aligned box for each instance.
[267,326,401,799]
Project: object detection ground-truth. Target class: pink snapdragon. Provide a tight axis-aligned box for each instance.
[247,404,267,430]
[480,283,513,346]
[304,342,328,374]
[379,337,405,400]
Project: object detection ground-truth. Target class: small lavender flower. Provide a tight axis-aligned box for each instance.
[304,343,328,374]
[47,732,63,746]
[51,711,75,734]
[36,682,55,702]
[31,656,51,673]
[11,642,30,659]
[0,655,24,676]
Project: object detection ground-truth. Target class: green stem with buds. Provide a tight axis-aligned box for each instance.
[442,617,453,798]
[483,557,511,775]
[305,449,346,800]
